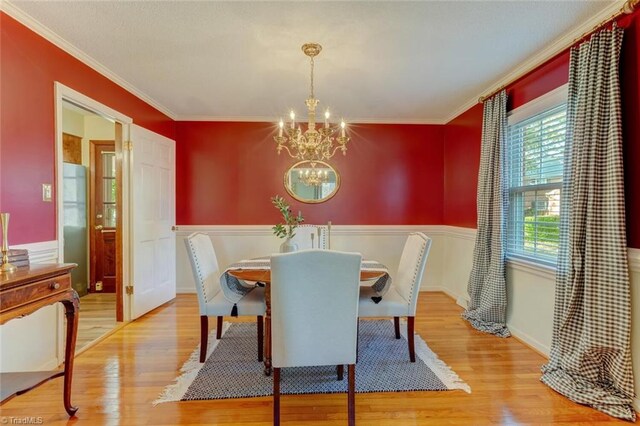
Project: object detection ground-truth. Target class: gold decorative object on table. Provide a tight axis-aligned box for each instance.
[1,213,17,273]
[274,43,350,162]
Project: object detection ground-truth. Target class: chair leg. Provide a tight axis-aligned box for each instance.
[356,319,360,363]
[216,316,223,339]
[273,367,281,426]
[348,364,356,426]
[337,365,344,381]
[394,316,401,339]
[199,315,208,363]
[257,315,264,362]
[408,316,416,362]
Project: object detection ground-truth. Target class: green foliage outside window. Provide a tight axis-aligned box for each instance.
[523,215,560,256]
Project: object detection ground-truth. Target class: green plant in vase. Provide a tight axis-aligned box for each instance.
[271,195,304,252]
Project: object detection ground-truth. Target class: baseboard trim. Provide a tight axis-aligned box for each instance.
[36,358,62,372]
[177,285,196,294]
[507,323,550,358]
[424,285,469,309]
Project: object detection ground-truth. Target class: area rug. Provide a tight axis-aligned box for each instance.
[154,319,470,404]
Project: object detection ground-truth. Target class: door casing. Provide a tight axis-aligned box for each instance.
[54,83,133,334]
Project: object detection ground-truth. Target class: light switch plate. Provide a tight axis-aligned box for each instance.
[42,183,52,202]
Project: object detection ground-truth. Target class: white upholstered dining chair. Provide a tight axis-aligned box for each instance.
[184,233,265,363]
[270,249,361,426]
[358,232,432,362]
[289,222,331,249]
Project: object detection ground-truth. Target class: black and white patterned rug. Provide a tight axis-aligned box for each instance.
[155,320,469,403]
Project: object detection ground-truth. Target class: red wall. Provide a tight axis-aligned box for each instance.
[3,9,639,246]
[0,13,175,245]
[443,104,483,228]
[620,12,640,249]
[176,122,444,225]
[443,11,640,248]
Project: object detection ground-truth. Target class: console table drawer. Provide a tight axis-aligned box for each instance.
[0,274,71,312]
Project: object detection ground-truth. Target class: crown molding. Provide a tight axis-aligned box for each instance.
[3,0,626,126]
[443,0,627,124]
[176,115,447,125]
[1,0,177,120]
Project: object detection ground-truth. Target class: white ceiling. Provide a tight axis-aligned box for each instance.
[9,1,614,123]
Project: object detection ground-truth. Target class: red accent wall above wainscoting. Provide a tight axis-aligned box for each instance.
[3,9,640,248]
[0,13,175,245]
[443,104,483,228]
[620,12,640,249]
[442,10,640,248]
[176,122,445,225]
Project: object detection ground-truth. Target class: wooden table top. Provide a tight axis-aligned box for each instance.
[227,269,384,283]
[0,263,77,291]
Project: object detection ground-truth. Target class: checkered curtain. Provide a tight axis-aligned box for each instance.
[540,25,635,421]
[462,90,510,338]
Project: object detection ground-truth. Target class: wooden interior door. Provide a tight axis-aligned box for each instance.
[90,141,117,293]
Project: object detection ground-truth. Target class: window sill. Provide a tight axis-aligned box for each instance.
[506,257,556,280]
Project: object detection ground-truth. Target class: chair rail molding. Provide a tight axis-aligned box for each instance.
[172,224,447,237]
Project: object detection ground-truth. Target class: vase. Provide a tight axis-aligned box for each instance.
[279,238,298,253]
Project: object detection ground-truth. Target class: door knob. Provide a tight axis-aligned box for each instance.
[95,224,103,230]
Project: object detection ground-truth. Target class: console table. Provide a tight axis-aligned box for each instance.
[0,263,79,416]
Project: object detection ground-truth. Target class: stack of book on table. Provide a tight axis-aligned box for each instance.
[0,249,29,268]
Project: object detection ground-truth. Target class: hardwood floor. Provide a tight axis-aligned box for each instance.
[76,293,118,351]
[1,292,635,425]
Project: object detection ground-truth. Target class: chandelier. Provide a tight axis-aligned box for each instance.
[274,43,349,162]
[298,163,330,187]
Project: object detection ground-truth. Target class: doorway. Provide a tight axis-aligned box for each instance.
[60,100,122,352]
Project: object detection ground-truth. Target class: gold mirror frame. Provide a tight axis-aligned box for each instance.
[284,160,340,204]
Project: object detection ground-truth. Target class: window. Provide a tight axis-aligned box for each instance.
[506,87,567,265]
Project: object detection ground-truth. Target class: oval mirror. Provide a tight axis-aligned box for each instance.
[284,160,340,203]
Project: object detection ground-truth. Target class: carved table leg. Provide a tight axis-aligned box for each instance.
[264,282,272,376]
[61,290,80,416]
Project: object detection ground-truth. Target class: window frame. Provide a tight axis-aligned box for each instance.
[505,84,568,268]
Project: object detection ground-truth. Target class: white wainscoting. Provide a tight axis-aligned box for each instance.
[441,228,640,411]
[628,248,640,411]
[174,225,448,295]
[0,241,62,372]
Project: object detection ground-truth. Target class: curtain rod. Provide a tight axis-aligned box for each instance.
[478,0,639,103]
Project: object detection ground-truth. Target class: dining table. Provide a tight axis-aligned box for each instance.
[226,261,387,376]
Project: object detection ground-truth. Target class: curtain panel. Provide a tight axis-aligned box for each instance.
[462,90,510,338]
[540,25,635,421]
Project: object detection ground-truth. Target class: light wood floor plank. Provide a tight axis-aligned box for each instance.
[76,293,118,351]
[0,292,635,425]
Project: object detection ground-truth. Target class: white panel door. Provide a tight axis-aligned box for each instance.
[130,124,176,319]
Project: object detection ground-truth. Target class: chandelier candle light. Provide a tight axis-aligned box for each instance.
[299,166,329,187]
[274,43,350,162]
